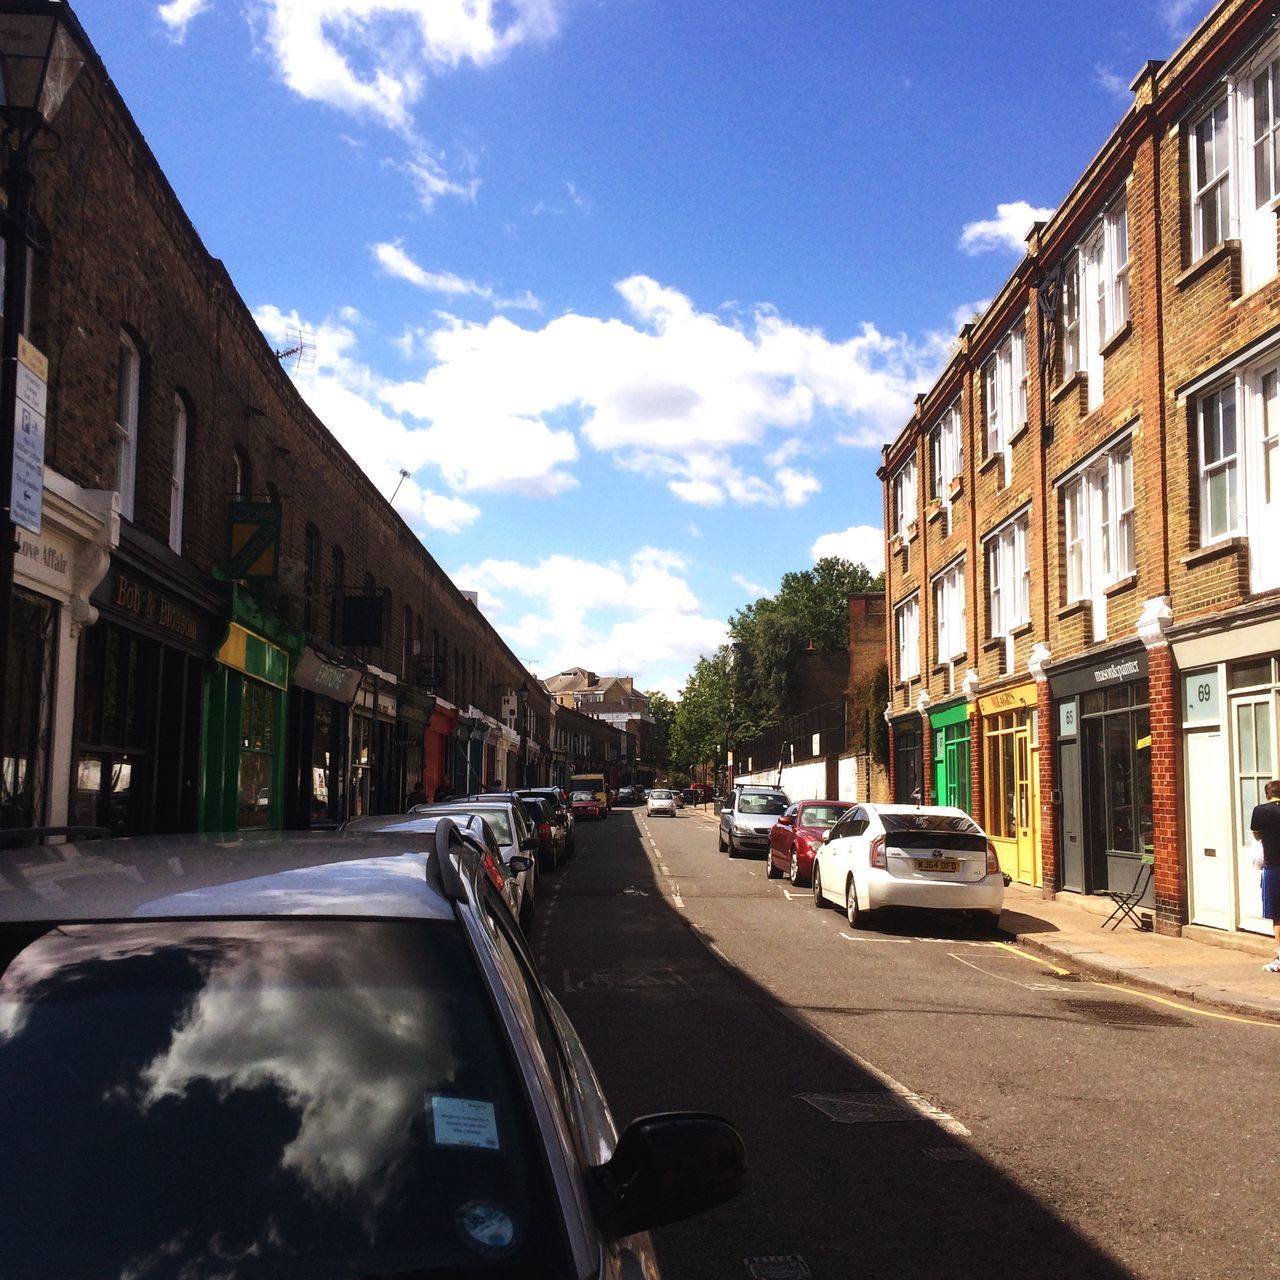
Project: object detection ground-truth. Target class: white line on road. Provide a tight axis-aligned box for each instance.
[947,952,1062,990]
[838,931,912,944]
[673,883,684,909]
[782,889,805,901]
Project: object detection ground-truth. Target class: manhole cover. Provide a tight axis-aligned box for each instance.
[923,1146,972,1162]
[796,1091,918,1123]
[562,966,691,992]
[744,1257,811,1280]
[1061,998,1190,1027]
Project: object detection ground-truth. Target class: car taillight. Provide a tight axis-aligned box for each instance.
[986,841,1001,875]
[869,835,887,869]
[537,821,551,840]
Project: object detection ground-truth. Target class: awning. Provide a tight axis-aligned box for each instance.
[291,645,362,703]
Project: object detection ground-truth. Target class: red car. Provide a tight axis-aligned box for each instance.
[571,790,602,820]
[766,799,852,886]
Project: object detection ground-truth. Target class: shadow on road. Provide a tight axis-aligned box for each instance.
[535,813,1135,1280]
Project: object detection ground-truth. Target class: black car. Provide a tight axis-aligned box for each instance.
[0,824,745,1278]
[517,785,576,857]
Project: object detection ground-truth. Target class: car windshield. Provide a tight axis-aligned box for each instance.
[800,805,850,827]
[881,811,983,836]
[571,792,594,802]
[650,790,673,799]
[450,808,514,844]
[738,794,787,816]
[0,918,569,1278]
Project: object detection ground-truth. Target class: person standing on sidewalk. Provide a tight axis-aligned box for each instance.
[1249,779,1280,972]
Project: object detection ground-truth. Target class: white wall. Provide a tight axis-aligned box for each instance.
[735,757,861,801]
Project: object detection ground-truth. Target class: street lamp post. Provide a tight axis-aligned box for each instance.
[0,3,84,823]
[517,679,529,787]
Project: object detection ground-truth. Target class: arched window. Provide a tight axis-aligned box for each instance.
[168,391,190,553]
[233,446,252,500]
[115,332,141,520]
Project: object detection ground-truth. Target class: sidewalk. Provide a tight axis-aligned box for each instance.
[682,801,1280,1023]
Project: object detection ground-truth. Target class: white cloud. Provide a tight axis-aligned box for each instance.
[959,200,1056,256]
[732,573,768,597]
[373,241,541,312]
[249,0,562,134]
[157,0,211,40]
[1156,0,1206,37]
[451,549,727,687]
[1094,64,1129,98]
[810,525,885,577]
[401,149,481,211]
[776,467,821,508]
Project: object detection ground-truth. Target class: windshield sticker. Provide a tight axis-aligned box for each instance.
[455,1199,517,1256]
[429,1095,500,1150]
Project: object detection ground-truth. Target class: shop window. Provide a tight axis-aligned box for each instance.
[2,589,54,829]
[1230,657,1273,689]
[238,679,278,829]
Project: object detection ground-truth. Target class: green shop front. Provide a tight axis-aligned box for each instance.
[202,621,290,831]
[930,700,971,812]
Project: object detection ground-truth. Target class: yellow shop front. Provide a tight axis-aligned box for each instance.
[978,682,1040,886]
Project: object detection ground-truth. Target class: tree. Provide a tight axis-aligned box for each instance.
[774,557,884,651]
[645,690,676,771]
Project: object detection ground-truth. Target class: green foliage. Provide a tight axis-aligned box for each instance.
[850,660,890,767]
[645,690,676,767]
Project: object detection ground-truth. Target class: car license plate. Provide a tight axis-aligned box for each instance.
[915,858,958,873]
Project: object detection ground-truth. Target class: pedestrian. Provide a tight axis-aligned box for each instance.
[406,783,427,808]
[433,780,455,802]
[1249,778,1280,972]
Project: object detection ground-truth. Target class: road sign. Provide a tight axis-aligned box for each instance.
[10,337,47,534]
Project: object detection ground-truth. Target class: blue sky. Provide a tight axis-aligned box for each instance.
[74,0,1205,697]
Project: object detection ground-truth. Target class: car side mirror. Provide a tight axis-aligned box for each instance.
[589,1112,746,1241]
[820,828,832,842]
[777,815,793,826]
[507,855,533,874]
[520,836,539,853]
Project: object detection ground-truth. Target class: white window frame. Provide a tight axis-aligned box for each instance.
[1059,436,1135,639]
[895,593,920,683]
[984,322,1026,483]
[893,455,918,541]
[1193,98,1233,261]
[930,398,963,507]
[1198,382,1240,544]
[115,332,140,521]
[932,558,966,668]
[1060,198,1129,412]
[984,512,1030,641]
[168,393,187,554]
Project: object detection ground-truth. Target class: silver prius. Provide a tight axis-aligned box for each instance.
[0,825,745,1279]
[812,802,1005,929]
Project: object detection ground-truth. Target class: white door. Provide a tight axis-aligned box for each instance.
[1233,695,1274,934]
[1187,730,1232,927]
[1248,368,1280,591]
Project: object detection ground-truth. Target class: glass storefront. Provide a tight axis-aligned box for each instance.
[892,719,922,803]
[2,588,55,829]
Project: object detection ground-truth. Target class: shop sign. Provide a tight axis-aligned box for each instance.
[1048,649,1148,699]
[977,683,1037,716]
[1058,699,1078,739]
[1182,669,1221,724]
[14,526,71,595]
[225,500,281,580]
[216,622,289,689]
[110,571,201,644]
[292,646,362,703]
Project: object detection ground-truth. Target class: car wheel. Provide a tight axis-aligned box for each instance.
[812,862,825,908]
[765,849,781,879]
[845,877,860,928]
[727,833,739,858]
[718,828,727,852]
[789,848,806,887]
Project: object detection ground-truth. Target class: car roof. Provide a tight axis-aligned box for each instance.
[865,802,972,817]
[0,830,466,925]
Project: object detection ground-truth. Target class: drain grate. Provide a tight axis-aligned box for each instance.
[744,1257,812,1280]
[796,1091,919,1123]
[923,1146,973,1162]
[562,966,691,992]
[1062,998,1190,1027]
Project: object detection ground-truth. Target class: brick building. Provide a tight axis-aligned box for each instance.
[544,669,655,786]
[1,3,574,835]
[880,0,1280,940]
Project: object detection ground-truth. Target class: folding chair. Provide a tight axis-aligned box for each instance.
[1101,852,1154,930]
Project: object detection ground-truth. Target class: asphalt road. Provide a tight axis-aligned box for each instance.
[533,805,1280,1280]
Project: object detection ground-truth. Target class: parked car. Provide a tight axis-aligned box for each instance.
[718,786,789,858]
[0,824,746,1277]
[646,787,677,817]
[412,796,541,882]
[672,788,685,809]
[517,785,576,856]
[766,799,853,886]
[572,790,603,820]
[453,791,565,872]
[812,802,1005,928]
[615,786,644,807]
[347,809,536,930]
[681,787,701,806]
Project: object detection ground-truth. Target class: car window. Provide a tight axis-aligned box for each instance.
[737,794,787,816]
[0,918,571,1277]
[800,804,850,828]
[880,811,982,836]
[830,808,861,838]
[782,804,798,820]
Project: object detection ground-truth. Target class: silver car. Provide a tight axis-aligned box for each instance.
[719,787,789,858]
[0,824,746,1277]
[646,788,677,817]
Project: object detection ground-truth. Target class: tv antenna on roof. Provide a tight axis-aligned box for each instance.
[274,325,315,371]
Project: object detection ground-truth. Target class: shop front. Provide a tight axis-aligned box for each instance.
[930,700,972,813]
[1174,613,1280,936]
[890,714,923,804]
[350,668,397,817]
[76,530,224,836]
[396,690,433,808]
[4,471,117,830]
[202,619,290,832]
[1049,649,1151,902]
[425,699,459,799]
[284,644,362,828]
[978,682,1040,886]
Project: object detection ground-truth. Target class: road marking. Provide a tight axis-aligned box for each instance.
[838,931,912,944]
[672,882,684,909]
[782,889,804,901]
[989,940,1073,975]
[947,952,1062,990]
